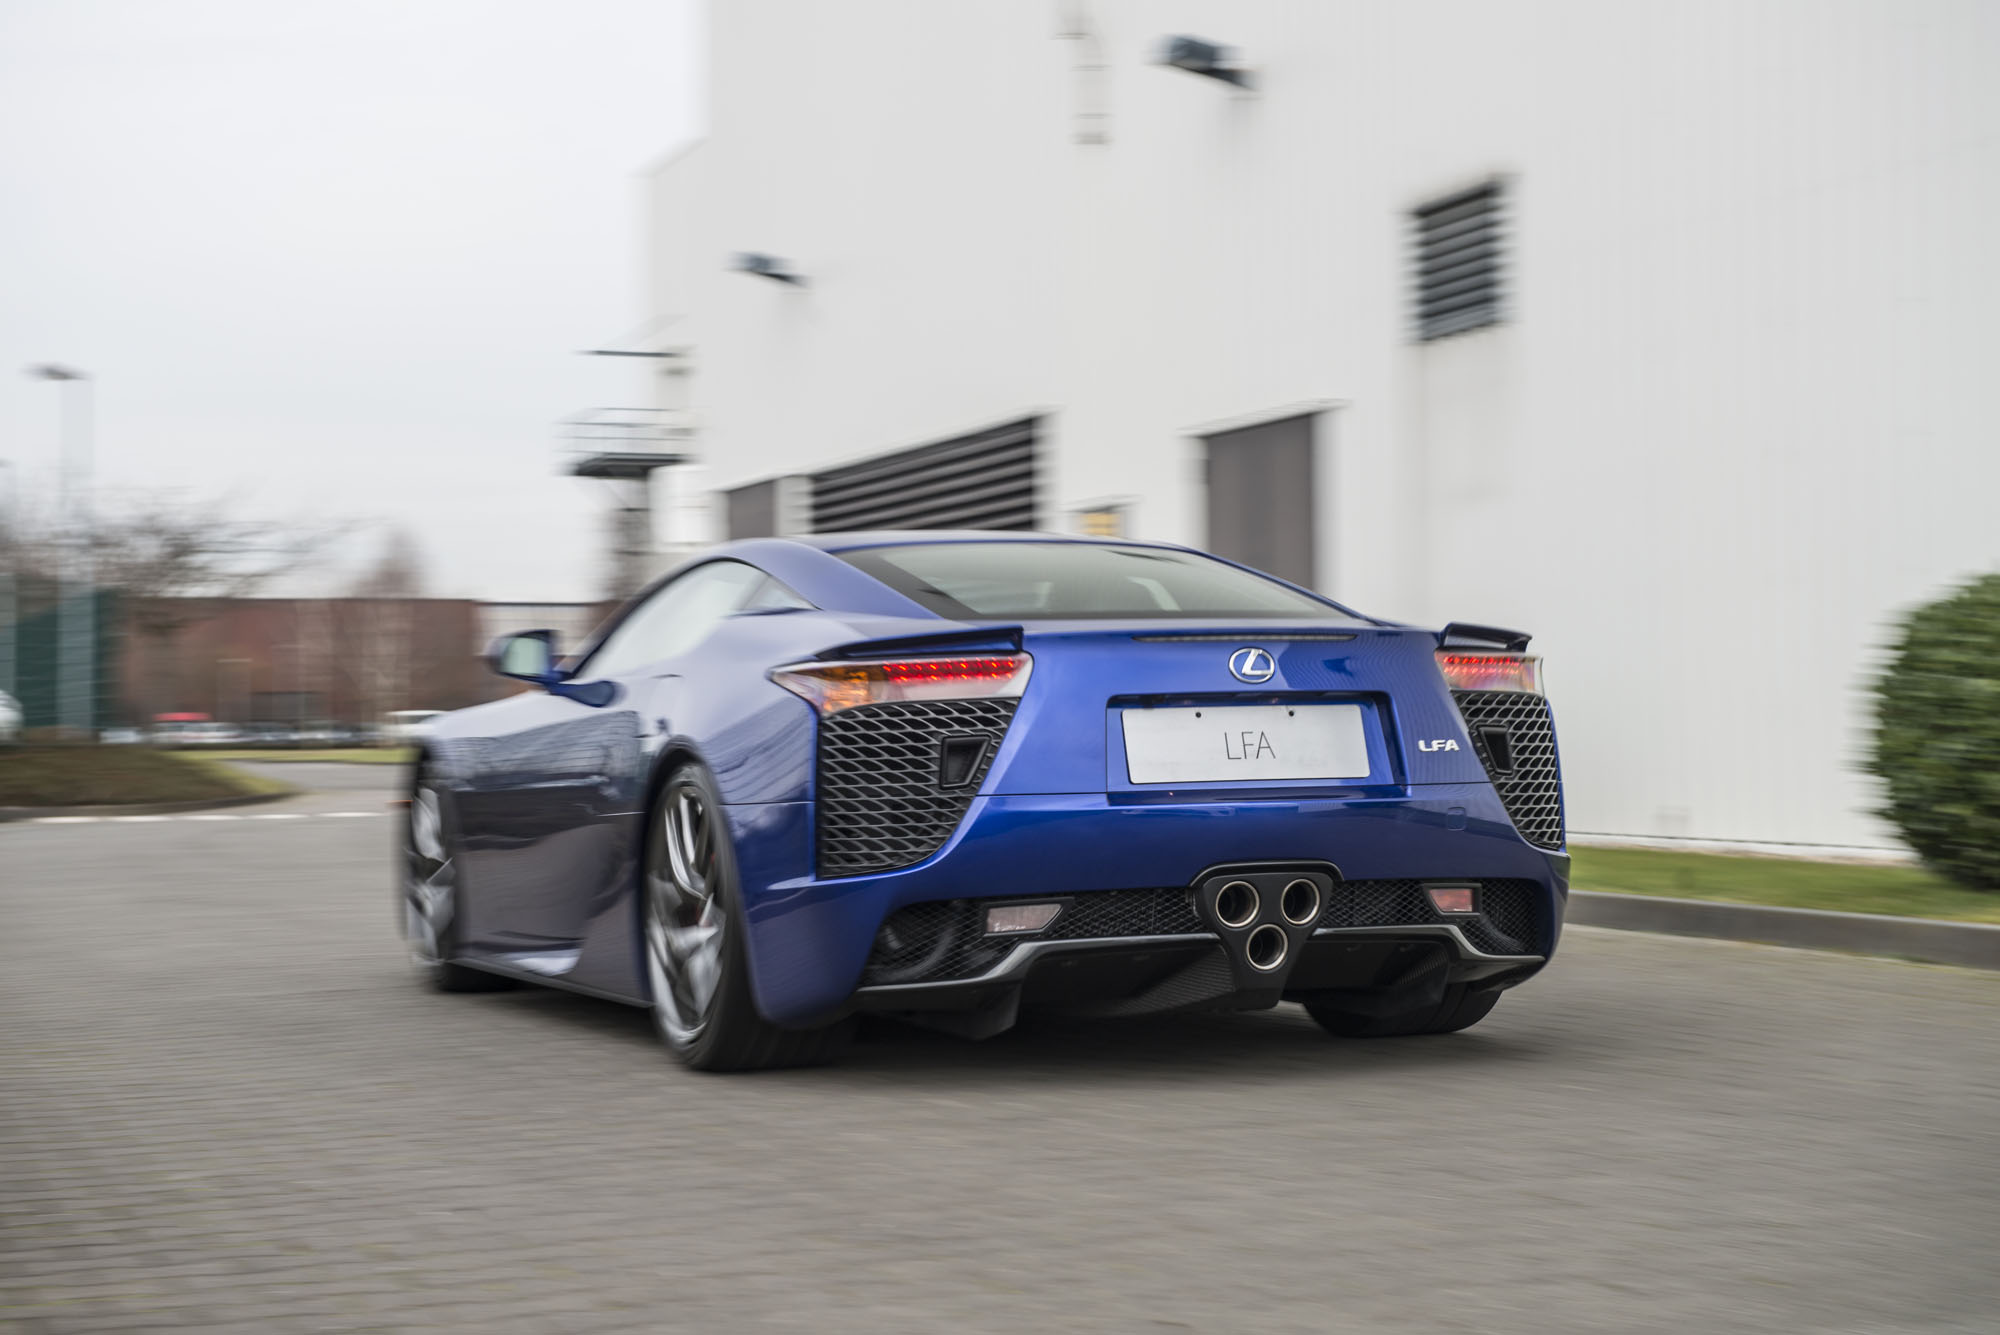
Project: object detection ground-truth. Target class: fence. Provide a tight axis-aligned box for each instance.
[0,577,121,732]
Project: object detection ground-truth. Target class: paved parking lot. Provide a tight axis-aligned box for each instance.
[4,766,1999,1333]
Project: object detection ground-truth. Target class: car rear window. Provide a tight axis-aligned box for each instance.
[837,541,1346,620]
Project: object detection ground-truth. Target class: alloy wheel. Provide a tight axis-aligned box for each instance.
[645,780,727,1043]
[406,786,455,965]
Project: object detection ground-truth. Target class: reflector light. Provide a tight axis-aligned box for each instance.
[1425,884,1478,915]
[770,653,1033,715]
[985,902,1062,935]
[1436,651,1542,695]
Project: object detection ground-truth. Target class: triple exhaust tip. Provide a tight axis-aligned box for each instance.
[1245,924,1288,971]
[1215,880,1260,929]
[1279,878,1321,926]
[1212,876,1324,973]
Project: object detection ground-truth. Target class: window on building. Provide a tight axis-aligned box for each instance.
[1412,181,1504,341]
[1073,504,1127,538]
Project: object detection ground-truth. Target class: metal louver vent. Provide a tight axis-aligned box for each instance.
[811,418,1037,532]
[1413,182,1504,342]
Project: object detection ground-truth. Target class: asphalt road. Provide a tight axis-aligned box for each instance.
[4,767,1998,1334]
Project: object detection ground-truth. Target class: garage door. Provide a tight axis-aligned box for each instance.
[1204,412,1318,587]
[810,417,1038,532]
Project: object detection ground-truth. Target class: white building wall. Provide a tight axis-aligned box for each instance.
[648,0,2000,850]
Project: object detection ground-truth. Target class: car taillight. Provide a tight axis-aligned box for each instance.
[770,654,1033,715]
[1436,651,1543,695]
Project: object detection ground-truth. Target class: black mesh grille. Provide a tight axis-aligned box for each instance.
[859,900,1016,987]
[1045,888,1207,939]
[1472,881,1539,954]
[1450,690,1565,849]
[860,880,1542,986]
[816,698,1018,878]
[859,891,1206,987]
[1321,878,1541,956]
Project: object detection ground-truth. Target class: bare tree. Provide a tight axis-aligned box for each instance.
[347,526,428,599]
[340,527,430,725]
[8,489,351,636]
[4,486,354,725]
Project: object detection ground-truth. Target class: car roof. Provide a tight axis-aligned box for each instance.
[784,530,1191,554]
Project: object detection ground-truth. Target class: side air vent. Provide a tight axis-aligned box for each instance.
[1473,724,1515,775]
[1451,690,1564,849]
[816,698,1018,878]
[936,735,990,789]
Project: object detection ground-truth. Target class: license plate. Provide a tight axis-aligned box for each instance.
[1121,704,1369,785]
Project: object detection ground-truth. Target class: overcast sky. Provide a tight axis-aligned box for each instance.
[0,0,699,602]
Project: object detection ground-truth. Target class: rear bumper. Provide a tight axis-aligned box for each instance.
[726,782,1567,1027]
[851,923,1546,1018]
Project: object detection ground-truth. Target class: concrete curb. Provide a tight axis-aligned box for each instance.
[1568,889,2000,970]
[0,789,297,823]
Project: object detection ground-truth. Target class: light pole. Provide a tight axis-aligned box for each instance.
[0,458,16,702]
[26,364,94,739]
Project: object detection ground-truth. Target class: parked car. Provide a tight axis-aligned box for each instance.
[0,689,20,743]
[402,534,1568,1071]
[152,719,243,747]
[383,710,444,743]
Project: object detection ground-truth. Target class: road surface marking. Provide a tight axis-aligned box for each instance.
[18,808,385,827]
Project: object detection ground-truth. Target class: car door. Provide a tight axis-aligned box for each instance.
[454,560,772,955]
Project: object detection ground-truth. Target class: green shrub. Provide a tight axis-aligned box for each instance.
[1869,572,2000,892]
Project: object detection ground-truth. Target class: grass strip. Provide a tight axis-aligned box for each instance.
[0,746,295,807]
[196,748,415,765]
[1571,845,2000,925]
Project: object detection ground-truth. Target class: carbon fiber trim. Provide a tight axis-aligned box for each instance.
[860,879,1544,986]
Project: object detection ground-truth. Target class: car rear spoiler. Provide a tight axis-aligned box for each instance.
[1438,622,1532,652]
[816,625,1026,661]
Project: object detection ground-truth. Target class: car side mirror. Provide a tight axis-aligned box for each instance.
[488,630,562,685]
[486,629,621,708]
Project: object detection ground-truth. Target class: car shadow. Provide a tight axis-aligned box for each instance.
[479,984,1556,1086]
[826,1006,1552,1088]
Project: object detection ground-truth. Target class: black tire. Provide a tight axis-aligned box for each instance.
[642,761,852,1072]
[1304,984,1500,1038]
[403,772,513,993]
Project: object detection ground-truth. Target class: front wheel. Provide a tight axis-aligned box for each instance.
[1303,984,1500,1038]
[404,777,511,993]
[642,762,850,1071]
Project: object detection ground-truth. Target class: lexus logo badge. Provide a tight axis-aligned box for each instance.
[1228,647,1276,684]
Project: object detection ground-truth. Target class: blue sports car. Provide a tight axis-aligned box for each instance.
[403,533,1567,1070]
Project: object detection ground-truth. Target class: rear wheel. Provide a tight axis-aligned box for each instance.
[642,762,851,1071]
[1303,984,1500,1038]
[404,777,512,993]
